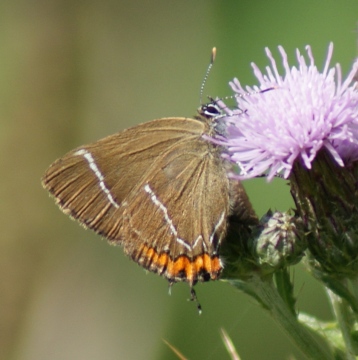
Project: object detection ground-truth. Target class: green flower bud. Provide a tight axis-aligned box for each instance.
[221,210,306,280]
[252,211,307,274]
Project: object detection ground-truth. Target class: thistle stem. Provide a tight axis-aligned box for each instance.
[227,275,334,360]
[326,287,357,359]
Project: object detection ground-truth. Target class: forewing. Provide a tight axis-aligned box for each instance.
[42,118,205,232]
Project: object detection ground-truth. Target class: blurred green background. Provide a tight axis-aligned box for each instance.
[1,1,358,359]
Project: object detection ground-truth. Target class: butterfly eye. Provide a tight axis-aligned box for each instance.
[200,103,222,119]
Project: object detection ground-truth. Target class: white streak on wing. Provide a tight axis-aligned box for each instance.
[209,211,226,244]
[192,235,203,249]
[176,238,192,251]
[202,241,208,251]
[74,149,120,209]
[144,183,192,251]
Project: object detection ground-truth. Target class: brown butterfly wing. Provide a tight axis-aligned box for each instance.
[42,117,230,285]
[117,130,230,285]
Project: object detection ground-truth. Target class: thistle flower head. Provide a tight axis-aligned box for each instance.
[218,43,358,180]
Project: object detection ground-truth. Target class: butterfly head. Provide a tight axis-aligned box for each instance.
[198,100,222,120]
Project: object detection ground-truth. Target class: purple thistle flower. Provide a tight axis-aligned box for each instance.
[218,43,358,181]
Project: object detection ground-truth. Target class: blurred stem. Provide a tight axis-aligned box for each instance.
[274,269,296,317]
[228,275,334,360]
[305,257,358,314]
[327,288,357,359]
[350,277,358,300]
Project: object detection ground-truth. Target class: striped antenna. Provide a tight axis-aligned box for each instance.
[222,86,276,103]
[200,47,216,105]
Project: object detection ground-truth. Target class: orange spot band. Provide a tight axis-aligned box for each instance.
[134,244,222,285]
